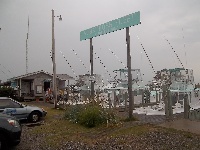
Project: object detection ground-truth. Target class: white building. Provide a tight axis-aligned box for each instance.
[78,74,104,91]
[159,68,195,91]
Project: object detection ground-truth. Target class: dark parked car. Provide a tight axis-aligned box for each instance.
[0,97,47,123]
[0,113,21,150]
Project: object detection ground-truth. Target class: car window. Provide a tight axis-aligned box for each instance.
[0,100,10,109]
[0,99,21,109]
[9,100,22,108]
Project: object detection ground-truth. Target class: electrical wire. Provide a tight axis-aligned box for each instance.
[94,50,113,81]
[108,49,126,69]
[60,51,78,79]
[137,36,156,74]
[72,49,90,74]
[164,36,184,69]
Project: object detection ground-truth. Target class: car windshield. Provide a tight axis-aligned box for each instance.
[11,98,27,107]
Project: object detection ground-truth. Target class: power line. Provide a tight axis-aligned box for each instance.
[71,49,104,88]
[72,49,90,74]
[108,49,126,69]
[137,36,156,74]
[0,64,14,78]
[164,36,184,69]
[59,51,78,79]
[0,66,9,79]
[94,50,113,81]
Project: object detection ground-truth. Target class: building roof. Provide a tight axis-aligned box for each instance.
[161,68,185,73]
[168,68,185,72]
[7,70,74,81]
[56,74,74,80]
[113,69,140,72]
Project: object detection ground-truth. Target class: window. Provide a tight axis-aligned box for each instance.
[0,99,9,109]
[9,100,21,108]
[0,99,21,109]
[36,85,43,94]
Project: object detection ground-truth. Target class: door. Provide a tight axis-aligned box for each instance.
[44,82,50,92]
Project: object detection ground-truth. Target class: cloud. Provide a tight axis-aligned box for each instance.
[0,0,200,84]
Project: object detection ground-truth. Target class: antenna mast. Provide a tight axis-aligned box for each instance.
[26,16,29,74]
[182,28,187,67]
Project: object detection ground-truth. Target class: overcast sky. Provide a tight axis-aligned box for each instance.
[0,0,200,84]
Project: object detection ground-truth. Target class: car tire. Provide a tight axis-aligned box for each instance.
[29,112,40,123]
[0,134,8,150]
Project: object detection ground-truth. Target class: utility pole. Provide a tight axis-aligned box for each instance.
[126,27,133,119]
[52,9,62,108]
[90,38,94,103]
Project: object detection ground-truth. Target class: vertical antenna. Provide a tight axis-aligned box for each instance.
[26,16,29,74]
[182,28,187,67]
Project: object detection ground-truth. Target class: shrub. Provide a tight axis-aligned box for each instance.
[0,87,14,97]
[64,104,84,123]
[78,105,106,128]
[64,104,118,128]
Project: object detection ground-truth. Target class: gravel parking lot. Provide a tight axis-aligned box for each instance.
[13,124,200,150]
[11,101,200,150]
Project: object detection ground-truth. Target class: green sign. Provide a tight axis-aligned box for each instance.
[80,11,140,41]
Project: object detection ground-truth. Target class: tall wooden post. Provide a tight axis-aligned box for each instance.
[19,78,22,97]
[142,89,144,106]
[184,94,189,119]
[114,91,116,108]
[163,84,169,116]
[159,91,161,102]
[156,90,158,103]
[165,89,170,117]
[168,91,173,117]
[126,27,133,118]
[90,38,94,103]
[52,9,57,108]
[125,92,128,111]
[108,93,111,109]
[177,87,180,103]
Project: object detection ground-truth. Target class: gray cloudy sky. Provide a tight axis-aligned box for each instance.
[0,0,200,84]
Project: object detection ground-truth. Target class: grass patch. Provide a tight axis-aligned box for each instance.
[110,125,153,137]
[122,116,138,122]
[26,102,198,149]
[64,104,118,128]
[158,126,197,139]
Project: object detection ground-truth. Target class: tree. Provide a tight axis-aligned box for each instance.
[0,87,15,97]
